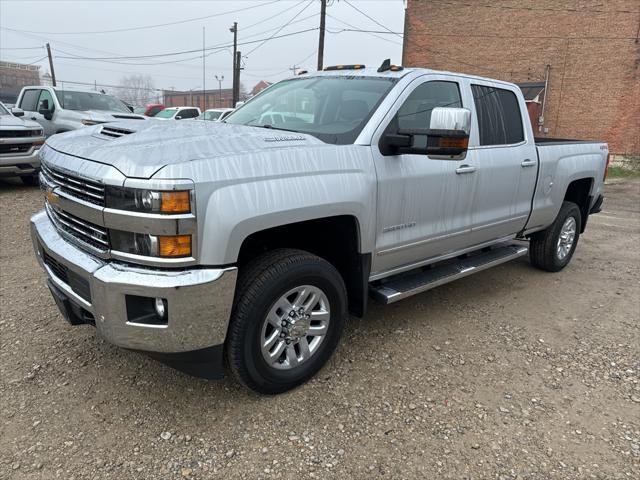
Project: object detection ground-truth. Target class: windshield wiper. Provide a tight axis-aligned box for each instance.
[256,124,298,133]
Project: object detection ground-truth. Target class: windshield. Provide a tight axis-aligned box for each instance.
[203,110,222,121]
[155,108,177,118]
[0,103,8,115]
[54,90,131,113]
[224,76,396,144]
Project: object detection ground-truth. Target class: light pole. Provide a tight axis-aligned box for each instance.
[214,75,224,108]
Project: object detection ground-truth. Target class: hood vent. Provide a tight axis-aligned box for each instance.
[112,114,145,120]
[100,125,135,138]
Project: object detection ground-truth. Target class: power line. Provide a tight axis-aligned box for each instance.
[2,0,281,35]
[245,1,315,57]
[0,46,43,50]
[53,28,319,64]
[325,13,402,46]
[342,0,403,39]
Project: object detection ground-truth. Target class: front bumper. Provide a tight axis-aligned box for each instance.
[30,210,237,356]
[0,147,41,177]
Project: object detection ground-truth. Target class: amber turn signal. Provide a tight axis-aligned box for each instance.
[160,191,190,213]
[438,137,469,149]
[158,235,192,257]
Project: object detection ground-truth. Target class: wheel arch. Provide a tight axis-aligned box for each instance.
[236,215,371,318]
[563,177,594,233]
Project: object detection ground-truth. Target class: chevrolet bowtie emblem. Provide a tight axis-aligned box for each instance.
[46,187,59,206]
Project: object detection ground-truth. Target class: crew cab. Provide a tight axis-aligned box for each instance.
[30,63,607,394]
[15,86,145,137]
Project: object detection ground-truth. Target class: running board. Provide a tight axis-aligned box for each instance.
[369,244,528,304]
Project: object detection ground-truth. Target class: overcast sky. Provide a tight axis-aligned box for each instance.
[0,0,405,93]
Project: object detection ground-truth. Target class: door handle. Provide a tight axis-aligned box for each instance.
[521,159,537,167]
[455,165,476,174]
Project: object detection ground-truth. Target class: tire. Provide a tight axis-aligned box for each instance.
[20,174,39,186]
[529,201,581,272]
[226,249,347,394]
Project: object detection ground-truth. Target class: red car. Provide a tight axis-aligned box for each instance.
[133,104,165,117]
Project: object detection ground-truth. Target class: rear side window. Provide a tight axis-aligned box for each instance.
[471,85,524,145]
[397,81,462,131]
[19,89,40,111]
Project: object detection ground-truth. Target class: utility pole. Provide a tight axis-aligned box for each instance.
[215,74,224,108]
[230,22,238,106]
[289,65,299,75]
[317,0,326,71]
[234,51,242,107]
[46,43,57,86]
[202,27,206,111]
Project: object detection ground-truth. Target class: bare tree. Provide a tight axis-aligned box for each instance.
[118,75,156,106]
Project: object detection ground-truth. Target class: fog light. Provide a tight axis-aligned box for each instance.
[154,298,167,318]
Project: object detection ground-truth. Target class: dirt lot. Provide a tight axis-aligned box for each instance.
[1,178,638,480]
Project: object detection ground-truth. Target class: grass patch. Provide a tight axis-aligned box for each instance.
[607,166,640,178]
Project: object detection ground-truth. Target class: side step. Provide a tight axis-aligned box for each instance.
[369,244,528,304]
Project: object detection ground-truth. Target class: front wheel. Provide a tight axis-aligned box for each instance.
[529,201,581,272]
[226,249,347,394]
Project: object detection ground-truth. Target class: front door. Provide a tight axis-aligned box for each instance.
[370,76,477,277]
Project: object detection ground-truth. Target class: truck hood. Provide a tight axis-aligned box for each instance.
[80,110,146,121]
[45,119,326,178]
[0,114,41,129]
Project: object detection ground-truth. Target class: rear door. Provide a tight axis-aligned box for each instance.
[465,82,538,241]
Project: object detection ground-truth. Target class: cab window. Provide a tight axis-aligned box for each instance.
[19,89,40,111]
[396,81,462,131]
[37,90,54,111]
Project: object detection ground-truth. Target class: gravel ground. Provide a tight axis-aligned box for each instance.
[1,178,639,480]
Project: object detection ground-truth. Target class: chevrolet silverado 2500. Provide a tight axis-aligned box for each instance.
[31,63,608,393]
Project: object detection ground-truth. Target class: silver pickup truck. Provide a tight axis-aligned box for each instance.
[30,63,608,394]
[0,101,45,185]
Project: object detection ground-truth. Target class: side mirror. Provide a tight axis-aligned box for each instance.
[380,107,471,159]
[175,115,183,120]
[425,107,471,158]
[10,107,24,117]
[38,99,54,120]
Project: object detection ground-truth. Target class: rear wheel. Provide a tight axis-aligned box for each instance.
[529,201,581,272]
[226,249,347,394]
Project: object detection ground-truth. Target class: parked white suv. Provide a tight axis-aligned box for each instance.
[15,86,145,136]
[154,106,201,120]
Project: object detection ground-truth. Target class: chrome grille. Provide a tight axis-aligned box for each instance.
[46,203,109,251]
[41,163,105,206]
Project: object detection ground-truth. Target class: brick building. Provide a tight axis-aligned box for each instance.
[163,88,234,110]
[403,0,640,156]
[0,61,41,104]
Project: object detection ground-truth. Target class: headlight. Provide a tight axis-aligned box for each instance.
[106,186,191,214]
[110,230,192,258]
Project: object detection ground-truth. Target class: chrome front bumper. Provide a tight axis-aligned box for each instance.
[30,210,237,353]
[0,147,41,177]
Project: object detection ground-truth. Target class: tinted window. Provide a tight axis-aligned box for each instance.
[148,106,162,116]
[471,85,524,145]
[397,81,462,131]
[19,89,40,111]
